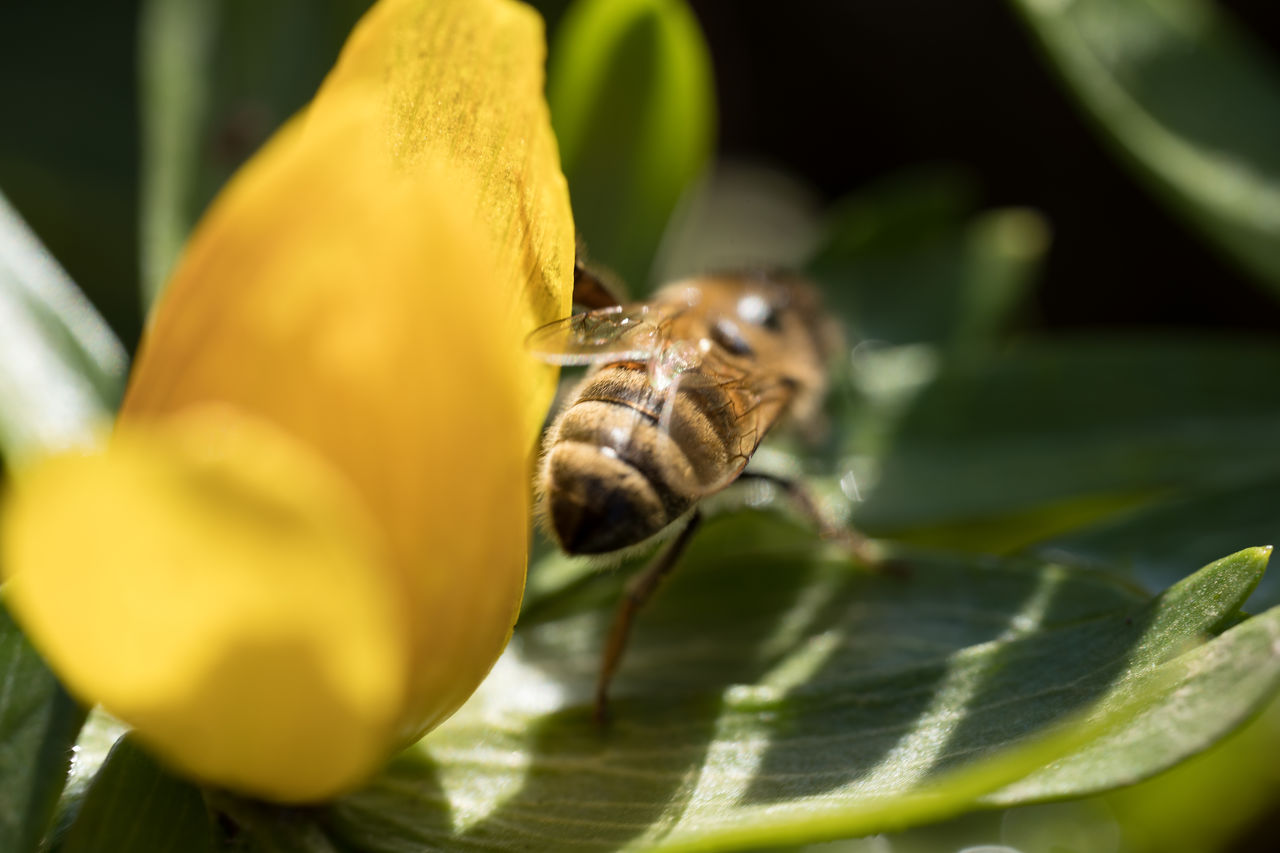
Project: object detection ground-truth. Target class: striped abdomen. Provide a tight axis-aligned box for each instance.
[539,362,753,555]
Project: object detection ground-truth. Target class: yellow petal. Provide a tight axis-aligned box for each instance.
[122,0,572,746]
[2,0,573,800]
[2,407,409,802]
[326,0,574,379]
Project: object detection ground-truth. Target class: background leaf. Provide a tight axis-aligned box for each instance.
[548,0,715,292]
[807,169,1049,357]
[845,337,1280,550]
[0,190,127,463]
[1009,0,1280,295]
[138,0,373,304]
[138,0,219,305]
[1035,475,1280,611]
[0,603,86,853]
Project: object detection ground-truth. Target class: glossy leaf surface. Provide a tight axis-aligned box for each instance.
[210,521,1274,851]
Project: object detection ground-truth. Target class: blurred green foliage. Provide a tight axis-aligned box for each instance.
[0,2,145,348]
[1012,0,1280,296]
[2,0,1280,851]
[0,191,126,461]
[548,0,714,293]
[139,0,372,304]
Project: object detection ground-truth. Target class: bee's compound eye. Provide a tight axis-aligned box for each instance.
[736,293,781,332]
[710,318,755,357]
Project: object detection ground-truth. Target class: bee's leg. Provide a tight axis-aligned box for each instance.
[573,257,626,309]
[595,510,703,725]
[738,472,887,569]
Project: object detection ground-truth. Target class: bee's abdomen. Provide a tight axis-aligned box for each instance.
[541,365,736,554]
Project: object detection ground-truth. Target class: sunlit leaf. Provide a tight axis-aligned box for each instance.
[213,517,1274,851]
[984,549,1278,803]
[0,604,86,853]
[1099,695,1280,853]
[548,0,714,292]
[1009,0,1280,294]
[0,190,127,462]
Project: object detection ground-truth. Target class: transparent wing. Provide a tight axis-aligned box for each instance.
[654,356,798,498]
[526,305,662,365]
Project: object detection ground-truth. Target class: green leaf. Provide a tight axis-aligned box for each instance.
[847,337,1280,548]
[807,169,1048,357]
[138,0,219,306]
[44,710,131,851]
[1008,0,1280,294]
[548,0,715,292]
[0,603,87,853]
[1035,474,1280,611]
[58,736,218,853]
[1100,694,1280,853]
[139,0,373,304]
[984,547,1278,803]
[0,189,128,463]
[227,518,1274,851]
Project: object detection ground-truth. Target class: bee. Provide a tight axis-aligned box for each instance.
[530,267,877,721]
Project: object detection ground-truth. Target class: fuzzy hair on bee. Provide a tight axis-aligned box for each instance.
[531,269,839,556]
[528,267,853,721]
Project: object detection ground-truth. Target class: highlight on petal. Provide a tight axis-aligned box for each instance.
[2,408,409,802]
[1,0,574,801]
[321,0,575,440]
[122,85,551,747]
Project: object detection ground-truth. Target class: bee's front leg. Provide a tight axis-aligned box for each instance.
[595,510,703,725]
[737,472,897,572]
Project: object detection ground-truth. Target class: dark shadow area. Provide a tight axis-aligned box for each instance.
[221,749,453,852]
[322,750,454,852]
[689,0,1280,336]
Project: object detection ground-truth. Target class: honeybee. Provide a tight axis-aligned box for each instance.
[530,268,874,720]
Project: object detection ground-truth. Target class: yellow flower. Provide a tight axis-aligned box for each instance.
[0,0,573,803]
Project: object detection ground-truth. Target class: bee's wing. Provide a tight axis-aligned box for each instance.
[655,357,798,497]
[526,305,662,365]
